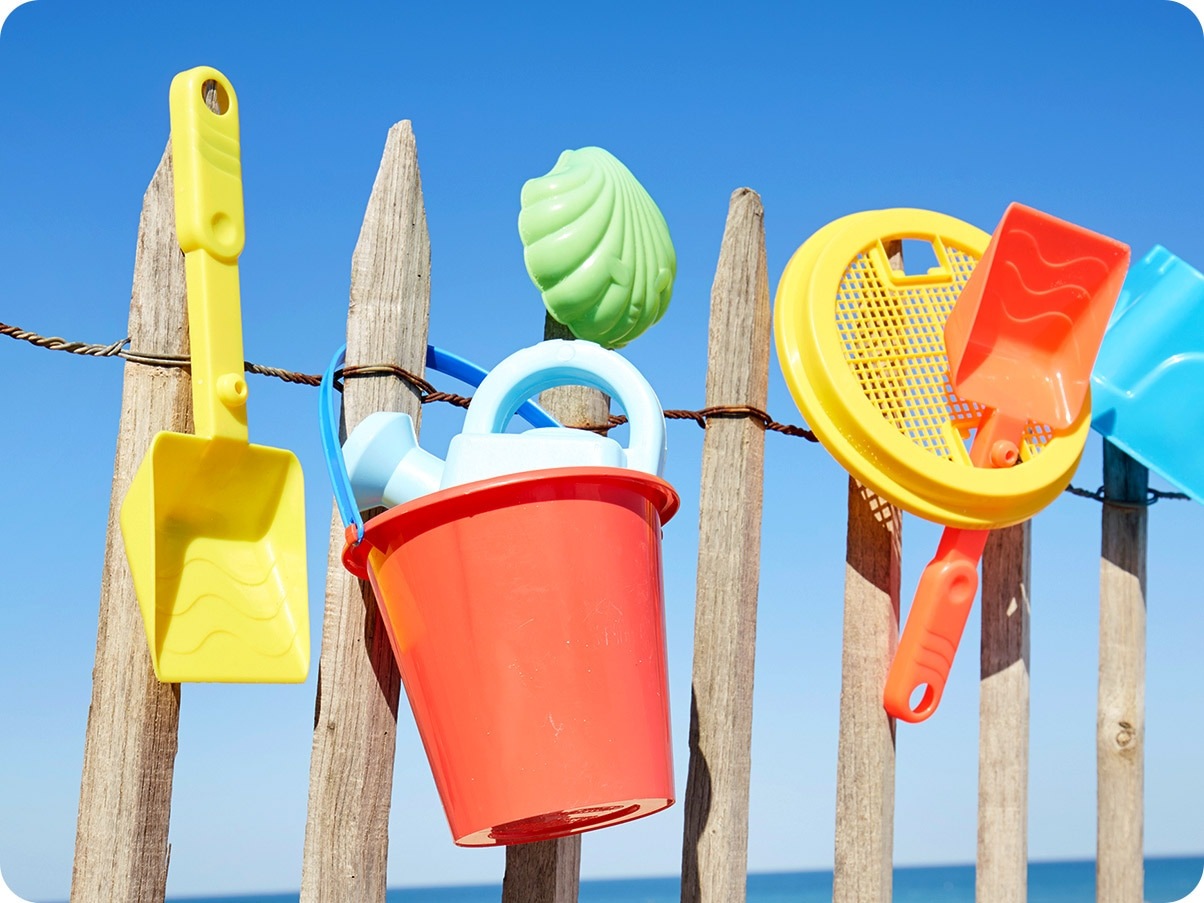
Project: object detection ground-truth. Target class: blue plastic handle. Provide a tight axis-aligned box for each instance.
[320,346,363,541]
[425,346,559,429]
[461,340,666,477]
[319,344,560,541]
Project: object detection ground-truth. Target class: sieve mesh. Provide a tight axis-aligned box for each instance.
[834,241,1049,464]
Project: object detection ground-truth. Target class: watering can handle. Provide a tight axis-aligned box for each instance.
[319,344,559,549]
[461,339,667,477]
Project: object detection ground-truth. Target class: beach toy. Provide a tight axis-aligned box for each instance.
[773,207,1112,720]
[886,203,1128,722]
[343,339,667,510]
[774,208,1091,529]
[321,342,680,846]
[340,345,558,510]
[519,147,676,349]
[120,67,308,683]
[1092,245,1204,504]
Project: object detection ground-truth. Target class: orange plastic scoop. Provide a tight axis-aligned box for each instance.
[946,202,1130,429]
[884,203,1129,722]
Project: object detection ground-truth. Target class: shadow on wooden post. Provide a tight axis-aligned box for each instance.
[300,121,430,903]
[1097,440,1147,903]
[71,141,185,903]
[834,479,900,903]
[680,187,770,903]
[978,521,1031,903]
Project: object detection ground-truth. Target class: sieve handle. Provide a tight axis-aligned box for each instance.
[884,527,990,722]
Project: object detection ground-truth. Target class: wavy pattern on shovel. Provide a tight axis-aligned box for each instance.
[519,147,675,348]
[156,546,305,662]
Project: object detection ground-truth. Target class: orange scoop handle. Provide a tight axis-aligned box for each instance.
[884,410,1028,723]
[884,527,990,721]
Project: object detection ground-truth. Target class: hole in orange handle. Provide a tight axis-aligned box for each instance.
[909,683,935,714]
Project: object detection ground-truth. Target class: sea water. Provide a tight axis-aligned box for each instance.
[165,857,1203,902]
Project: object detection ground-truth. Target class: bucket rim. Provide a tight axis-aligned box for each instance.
[343,466,679,577]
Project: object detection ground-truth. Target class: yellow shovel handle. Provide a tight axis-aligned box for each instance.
[169,66,248,442]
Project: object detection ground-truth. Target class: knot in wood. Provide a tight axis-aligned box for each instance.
[1115,721,1134,748]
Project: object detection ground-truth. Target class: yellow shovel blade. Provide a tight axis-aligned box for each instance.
[120,432,309,683]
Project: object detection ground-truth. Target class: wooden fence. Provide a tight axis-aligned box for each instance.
[69,121,1156,902]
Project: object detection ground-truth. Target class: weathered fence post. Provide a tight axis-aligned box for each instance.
[832,240,903,903]
[834,480,900,903]
[978,521,1032,903]
[1097,441,1147,903]
[679,188,770,903]
[70,141,184,903]
[498,316,592,903]
[300,121,430,902]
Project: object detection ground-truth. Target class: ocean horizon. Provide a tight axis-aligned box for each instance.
[156,856,1203,903]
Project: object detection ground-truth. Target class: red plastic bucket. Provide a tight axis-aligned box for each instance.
[350,465,680,846]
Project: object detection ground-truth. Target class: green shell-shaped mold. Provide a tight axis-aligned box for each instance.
[518,147,676,349]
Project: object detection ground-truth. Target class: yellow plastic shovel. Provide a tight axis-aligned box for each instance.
[119,66,309,683]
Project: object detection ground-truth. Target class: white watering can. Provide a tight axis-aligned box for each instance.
[343,339,667,511]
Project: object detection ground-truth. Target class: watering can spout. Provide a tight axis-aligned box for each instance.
[344,412,445,509]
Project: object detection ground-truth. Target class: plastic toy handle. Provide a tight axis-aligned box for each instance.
[884,408,1028,722]
[319,343,561,576]
[426,346,558,429]
[883,527,990,722]
[462,339,666,476]
[319,346,365,545]
[169,66,249,443]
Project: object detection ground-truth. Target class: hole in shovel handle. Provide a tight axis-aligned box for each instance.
[202,79,230,115]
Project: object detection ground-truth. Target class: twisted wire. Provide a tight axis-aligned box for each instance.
[3,319,1192,505]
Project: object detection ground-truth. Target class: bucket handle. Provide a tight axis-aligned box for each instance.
[462,339,667,477]
[320,344,559,570]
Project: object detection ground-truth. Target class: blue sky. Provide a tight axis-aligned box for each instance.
[1,0,1202,899]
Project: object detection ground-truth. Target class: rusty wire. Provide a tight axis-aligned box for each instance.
[2,319,1192,505]
[1062,482,1190,508]
[2,320,814,439]
[0,321,323,386]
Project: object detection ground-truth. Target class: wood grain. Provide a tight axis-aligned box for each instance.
[501,818,582,903]
[300,121,430,903]
[833,479,900,903]
[70,142,185,903]
[832,239,903,903]
[978,522,1032,903]
[1097,441,1147,903]
[680,188,770,903]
